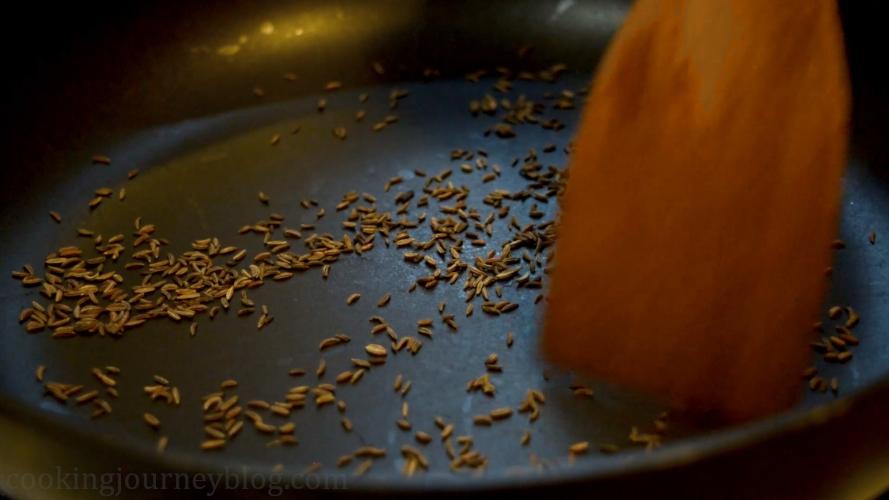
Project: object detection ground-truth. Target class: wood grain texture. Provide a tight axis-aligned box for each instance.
[544,0,850,422]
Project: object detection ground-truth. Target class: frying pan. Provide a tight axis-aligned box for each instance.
[2,0,889,498]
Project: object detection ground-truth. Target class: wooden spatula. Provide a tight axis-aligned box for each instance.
[544,0,850,422]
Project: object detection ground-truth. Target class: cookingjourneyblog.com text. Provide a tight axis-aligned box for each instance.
[0,466,348,496]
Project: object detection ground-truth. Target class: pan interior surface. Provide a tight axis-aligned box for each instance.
[0,0,888,492]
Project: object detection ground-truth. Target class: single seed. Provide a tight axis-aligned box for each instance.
[377,293,391,307]
[92,368,116,387]
[569,441,589,455]
[828,306,843,320]
[49,211,61,223]
[201,439,226,451]
[354,460,373,476]
[355,446,386,458]
[346,293,361,305]
[845,307,860,328]
[520,430,531,446]
[441,423,454,440]
[490,407,513,420]
[144,413,161,429]
[473,415,492,426]
[92,154,111,165]
[75,390,99,404]
[365,344,387,357]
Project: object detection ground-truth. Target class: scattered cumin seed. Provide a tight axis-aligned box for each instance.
[92,368,116,387]
[845,307,860,328]
[377,293,391,307]
[354,460,373,476]
[490,407,513,420]
[473,415,492,426]
[144,412,161,429]
[201,439,225,451]
[828,306,843,320]
[49,211,61,223]
[355,446,386,458]
[441,423,454,440]
[346,293,361,305]
[92,154,111,165]
[569,441,589,455]
[365,344,387,357]
[76,390,99,404]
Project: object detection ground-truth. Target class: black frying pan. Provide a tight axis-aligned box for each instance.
[2,1,889,498]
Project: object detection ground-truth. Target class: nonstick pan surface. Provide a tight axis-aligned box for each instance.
[1,1,889,498]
